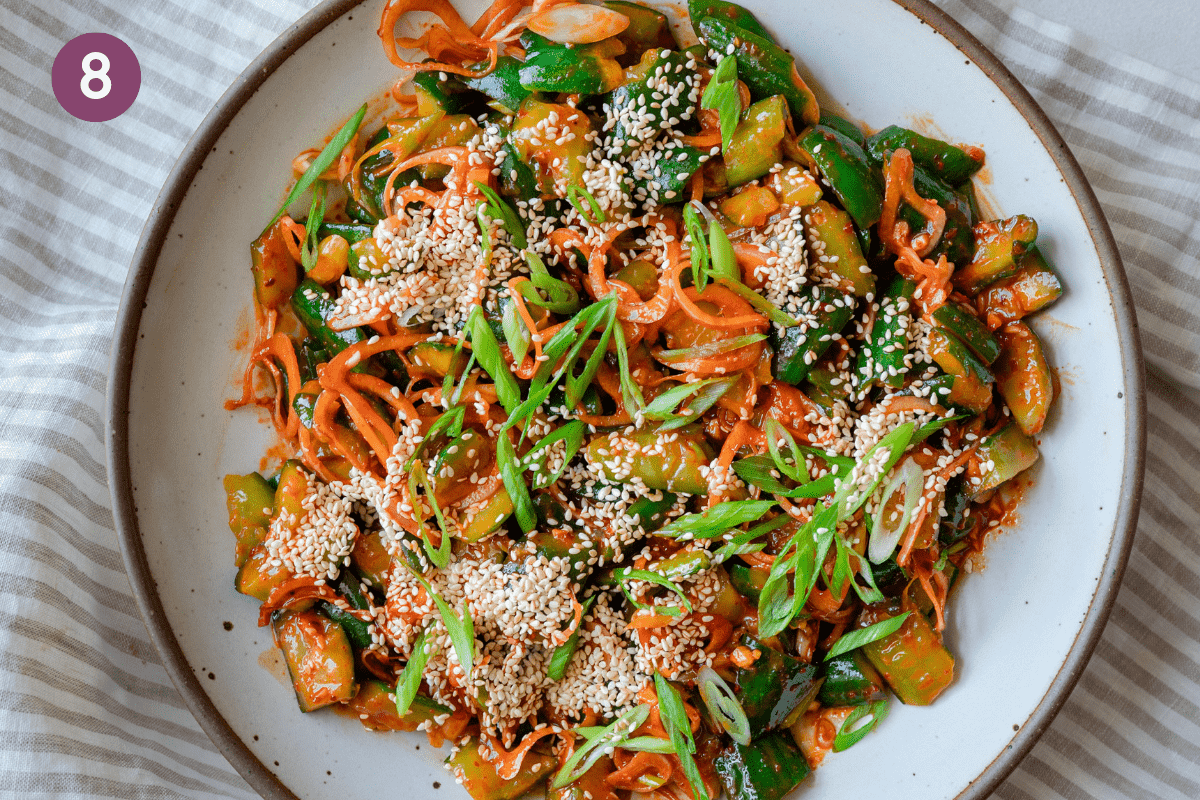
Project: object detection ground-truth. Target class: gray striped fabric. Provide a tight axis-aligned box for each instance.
[0,0,1196,797]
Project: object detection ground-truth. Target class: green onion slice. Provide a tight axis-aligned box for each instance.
[394,626,434,716]
[300,181,327,272]
[613,568,693,618]
[832,421,917,515]
[566,185,606,225]
[683,202,711,291]
[711,515,791,565]
[656,499,776,541]
[764,419,807,483]
[824,613,911,661]
[522,420,585,490]
[466,306,521,414]
[520,250,580,315]
[868,458,924,563]
[546,595,595,681]
[715,276,799,327]
[708,222,738,281]
[613,322,646,415]
[268,103,366,231]
[654,673,709,800]
[496,431,536,533]
[701,55,740,155]
[474,181,527,248]
[653,333,765,364]
[552,705,651,789]
[643,377,733,421]
[696,666,751,745]
[833,700,890,752]
[500,297,531,367]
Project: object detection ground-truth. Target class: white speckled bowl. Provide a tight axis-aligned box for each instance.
[108,1,1144,799]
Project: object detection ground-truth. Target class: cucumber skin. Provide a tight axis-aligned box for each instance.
[818,651,887,706]
[714,731,811,800]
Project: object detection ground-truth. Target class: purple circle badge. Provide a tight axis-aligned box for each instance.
[52,33,141,122]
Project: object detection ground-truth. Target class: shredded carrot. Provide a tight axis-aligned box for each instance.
[585,219,675,323]
[673,280,769,332]
[378,0,500,78]
[880,148,953,315]
[737,550,775,569]
[548,596,585,647]
[626,612,675,630]
[608,751,673,791]
[879,394,948,417]
[280,217,306,263]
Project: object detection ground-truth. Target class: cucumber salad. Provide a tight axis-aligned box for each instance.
[223,0,1061,798]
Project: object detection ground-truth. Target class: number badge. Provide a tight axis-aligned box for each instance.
[52,33,140,122]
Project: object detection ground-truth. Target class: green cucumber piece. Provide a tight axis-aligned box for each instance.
[517,32,623,95]
[973,421,1039,493]
[855,276,915,390]
[274,608,357,712]
[606,49,697,157]
[725,95,788,186]
[733,634,819,736]
[413,70,474,116]
[937,475,974,546]
[460,487,514,543]
[316,222,374,245]
[818,650,887,706]
[728,562,769,600]
[292,278,365,356]
[858,599,954,706]
[447,736,555,800]
[896,165,975,268]
[695,17,819,127]
[954,215,1038,295]
[801,200,873,297]
[993,321,1051,438]
[235,545,289,601]
[797,124,884,233]
[320,573,373,651]
[931,300,1001,365]
[584,425,714,495]
[688,0,772,39]
[927,327,993,414]
[510,97,595,194]
[771,286,856,385]
[463,56,531,113]
[606,1,678,62]
[817,112,866,147]
[975,245,1063,327]
[223,472,274,568]
[865,124,984,185]
[801,363,850,415]
[714,731,811,800]
[632,142,707,205]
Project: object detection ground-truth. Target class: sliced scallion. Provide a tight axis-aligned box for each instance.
[824,613,911,661]
[267,103,366,231]
[868,458,924,563]
[832,699,890,752]
[696,666,751,745]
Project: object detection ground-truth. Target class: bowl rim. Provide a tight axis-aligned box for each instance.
[105,1,1146,798]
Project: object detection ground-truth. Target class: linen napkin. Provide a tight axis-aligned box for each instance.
[0,0,1197,797]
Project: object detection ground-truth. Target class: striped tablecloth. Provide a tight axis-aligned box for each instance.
[1,0,1197,797]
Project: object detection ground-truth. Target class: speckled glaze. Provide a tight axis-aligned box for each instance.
[107,2,1144,799]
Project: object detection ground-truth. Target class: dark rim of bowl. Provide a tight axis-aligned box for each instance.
[106,1,1146,798]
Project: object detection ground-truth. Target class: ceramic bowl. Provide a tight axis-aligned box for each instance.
[108,1,1145,798]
